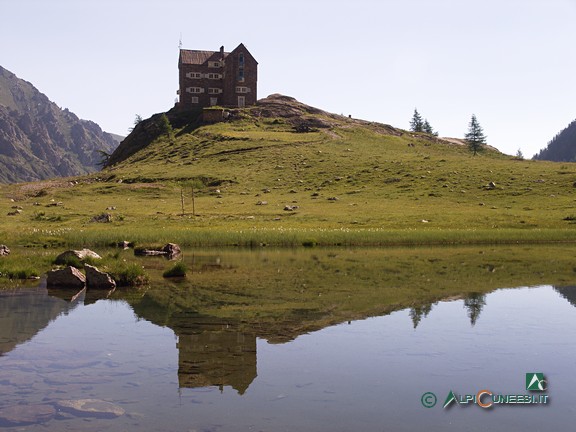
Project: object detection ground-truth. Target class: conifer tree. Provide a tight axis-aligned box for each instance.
[409,109,424,132]
[159,113,174,141]
[422,119,438,136]
[465,114,487,156]
[128,114,143,133]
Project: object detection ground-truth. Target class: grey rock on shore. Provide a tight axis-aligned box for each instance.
[46,266,86,288]
[84,264,116,290]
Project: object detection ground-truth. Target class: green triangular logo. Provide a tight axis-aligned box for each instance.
[443,390,458,408]
[526,373,546,391]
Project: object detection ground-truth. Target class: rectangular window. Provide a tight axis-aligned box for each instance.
[191,97,199,104]
[237,96,246,108]
[186,87,205,94]
[239,53,245,66]
[207,73,222,80]
[208,88,223,94]
[235,86,250,93]
[186,72,202,79]
[208,61,221,68]
[238,68,245,82]
[210,98,218,106]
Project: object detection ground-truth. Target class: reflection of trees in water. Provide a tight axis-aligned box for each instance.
[464,293,486,326]
[409,303,433,329]
[409,293,487,328]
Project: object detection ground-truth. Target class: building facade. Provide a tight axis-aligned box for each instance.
[178,43,258,109]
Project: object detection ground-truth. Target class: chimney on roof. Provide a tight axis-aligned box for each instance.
[220,45,224,60]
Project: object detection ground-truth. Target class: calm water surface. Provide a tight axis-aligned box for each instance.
[1,278,576,430]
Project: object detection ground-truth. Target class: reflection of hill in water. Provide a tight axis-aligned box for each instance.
[131,295,257,395]
[554,286,576,308]
[128,245,576,394]
[0,286,81,355]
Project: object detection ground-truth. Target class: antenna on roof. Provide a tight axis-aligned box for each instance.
[178,33,183,50]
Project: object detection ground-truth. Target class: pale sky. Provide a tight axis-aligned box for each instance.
[2,0,575,157]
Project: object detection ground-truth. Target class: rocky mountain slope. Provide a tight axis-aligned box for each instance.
[533,118,576,162]
[0,65,120,183]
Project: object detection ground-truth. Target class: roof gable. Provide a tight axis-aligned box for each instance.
[230,43,258,65]
[179,44,257,66]
[179,49,228,65]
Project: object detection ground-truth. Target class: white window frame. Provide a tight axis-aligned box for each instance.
[237,96,246,108]
[191,96,199,104]
[208,88,223,94]
[208,61,221,68]
[207,73,222,80]
[186,72,203,79]
[236,86,250,94]
[210,97,218,106]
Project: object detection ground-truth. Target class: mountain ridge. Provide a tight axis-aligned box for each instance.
[0,65,121,184]
[533,119,576,162]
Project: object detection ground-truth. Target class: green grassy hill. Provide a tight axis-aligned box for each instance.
[2,94,576,247]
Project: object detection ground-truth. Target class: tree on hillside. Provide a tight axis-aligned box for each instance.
[159,113,174,141]
[128,114,143,133]
[422,119,438,136]
[96,149,111,167]
[410,109,438,136]
[409,109,424,132]
[465,114,487,156]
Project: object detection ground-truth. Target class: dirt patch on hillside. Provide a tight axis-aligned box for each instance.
[7,180,75,201]
[253,94,403,137]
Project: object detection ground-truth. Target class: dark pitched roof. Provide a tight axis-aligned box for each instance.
[179,49,229,65]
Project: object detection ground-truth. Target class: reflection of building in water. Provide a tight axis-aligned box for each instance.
[176,321,257,394]
[130,293,258,395]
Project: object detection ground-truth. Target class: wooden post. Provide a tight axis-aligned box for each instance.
[180,186,185,216]
[191,186,195,216]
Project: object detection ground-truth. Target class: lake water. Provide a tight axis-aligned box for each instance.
[1,248,576,431]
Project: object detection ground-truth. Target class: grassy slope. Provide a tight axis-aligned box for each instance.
[2,97,576,247]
